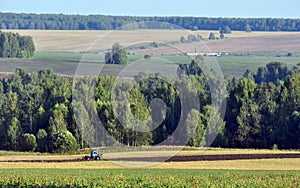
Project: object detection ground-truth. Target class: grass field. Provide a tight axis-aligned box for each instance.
[0,52,299,77]
[0,168,299,187]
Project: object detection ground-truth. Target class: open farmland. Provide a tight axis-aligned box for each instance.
[0,52,299,77]
[1,149,299,187]
[0,29,299,77]
[1,30,300,187]
[3,29,300,53]
[1,148,300,170]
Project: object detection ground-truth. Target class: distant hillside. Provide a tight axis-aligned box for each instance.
[1,12,300,31]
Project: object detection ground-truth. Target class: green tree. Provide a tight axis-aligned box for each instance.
[254,83,278,148]
[128,85,152,146]
[202,105,226,147]
[50,131,78,153]
[0,31,35,58]
[254,62,291,84]
[17,35,35,58]
[7,117,21,150]
[73,102,95,148]
[105,51,113,64]
[208,32,216,40]
[48,103,68,135]
[180,36,186,43]
[224,26,231,34]
[36,129,48,152]
[245,23,252,32]
[220,33,225,39]
[185,109,205,147]
[19,133,37,151]
[111,43,128,65]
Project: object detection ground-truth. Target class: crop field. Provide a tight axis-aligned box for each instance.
[3,29,300,53]
[0,52,299,77]
[0,29,300,78]
[1,149,300,186]
[1,169,300,187]
[0,168,299,187]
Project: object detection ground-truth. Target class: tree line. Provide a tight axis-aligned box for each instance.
[0,31,35,58]
[0,60,299,152]
[1,12,300,31]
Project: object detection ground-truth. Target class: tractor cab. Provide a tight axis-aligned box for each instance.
[83,150,103,161]
[91,150,100,158]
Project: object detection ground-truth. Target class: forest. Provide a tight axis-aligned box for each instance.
[0,31,35,58]
[0,58,299,153]
[1,12,300,31]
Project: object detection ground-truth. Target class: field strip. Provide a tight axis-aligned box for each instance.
[1,153,300,163]
[1,158,300,170]
[3,29,300,53]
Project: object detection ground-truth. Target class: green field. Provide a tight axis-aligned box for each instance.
[0,168,299,187]
[0,52,299,77]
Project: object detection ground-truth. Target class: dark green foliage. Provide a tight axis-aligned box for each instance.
[144,54,151,59]
[0,68,75,153]
[49,131,78,153]
[220,33,225,39]
[2,12,300,31]
[187,34,202,43]
[36,129,48,152]
[105,43,128,65]
[19,133,37,151]
[253,62,291,84]
[0,59,300,151]
[0,31,35,58]
[1,169,300,187]
[224,62,300,149]
[220,26,231,34]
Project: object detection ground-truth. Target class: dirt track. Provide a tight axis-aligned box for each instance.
[1,153,300,163]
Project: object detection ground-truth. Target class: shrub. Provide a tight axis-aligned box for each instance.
[50,131,78,153]
[144,54,151,60]
[272,144,278,150]
[36,129,48,152]
[19,134,37,152]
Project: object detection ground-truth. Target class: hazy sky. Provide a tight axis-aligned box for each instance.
[1,0,299,18]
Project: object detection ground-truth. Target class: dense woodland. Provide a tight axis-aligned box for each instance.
[0,59,299,152]
[0,31,35,58]
[1,12,300,31]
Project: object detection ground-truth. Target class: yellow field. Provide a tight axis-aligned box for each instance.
[0,148,299,170]
[1,148,298,161]
[3,29,300,53]
[1,158,300,170]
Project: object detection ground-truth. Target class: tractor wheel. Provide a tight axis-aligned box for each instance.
[96,156,100,160]
[86,156,90,161]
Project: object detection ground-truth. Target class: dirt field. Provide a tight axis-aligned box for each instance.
[1,148,300,170]
[133,34,300,55]
[3,30,300,53]
[1,158,300,170]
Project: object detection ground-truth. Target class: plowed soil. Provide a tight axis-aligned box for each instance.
[1,153,300,163]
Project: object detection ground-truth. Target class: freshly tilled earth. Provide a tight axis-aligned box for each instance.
[1,153,300,163]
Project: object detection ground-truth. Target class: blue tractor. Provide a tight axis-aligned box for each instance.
[83,150,102,161]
